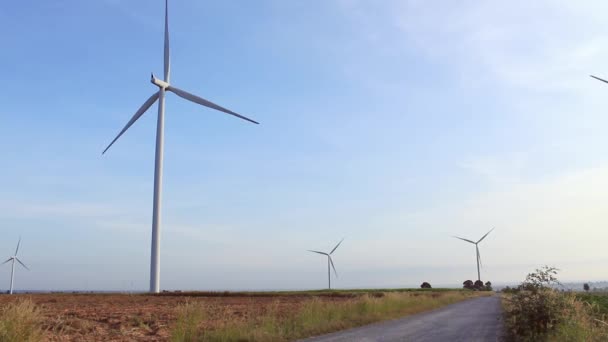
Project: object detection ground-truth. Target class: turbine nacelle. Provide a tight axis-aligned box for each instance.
[151,74,170,89]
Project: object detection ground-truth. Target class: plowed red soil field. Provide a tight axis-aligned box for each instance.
[0,292,352,341]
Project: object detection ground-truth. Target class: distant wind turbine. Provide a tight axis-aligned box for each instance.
[103,0,259,293]
[453,229,494,281]
[308,238,344,290]
[2,238,29,295]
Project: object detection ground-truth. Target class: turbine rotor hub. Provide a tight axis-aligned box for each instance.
[151,74,170,89]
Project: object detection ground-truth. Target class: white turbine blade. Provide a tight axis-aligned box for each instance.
[308,250,328,256]
[102,92,160,154]
[164,0,170,82]
[591,75,608,84]
[15,258,29,270]
[329,256,338,277]
[167,86,260,124]
[477,228,494,243]
[330,238,344,255]
[14,237,21,256]
[1,258,12,265]
[453,236,476,244]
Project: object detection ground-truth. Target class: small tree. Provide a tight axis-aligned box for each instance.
[583,283,590,292]
[474,280,485,290]
[485,281,493,291]
[420,282,432,289]
[463,280,474,290]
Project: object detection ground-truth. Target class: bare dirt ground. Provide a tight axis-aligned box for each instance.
[0,292,353,341]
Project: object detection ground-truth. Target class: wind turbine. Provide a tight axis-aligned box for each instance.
[103,0,259,293]
[308,238,344,290]
[2,238,29,295]
[453,228,494,281]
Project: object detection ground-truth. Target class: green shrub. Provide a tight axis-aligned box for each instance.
[503,266,569,340]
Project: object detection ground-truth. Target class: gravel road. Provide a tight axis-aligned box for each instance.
[300,295,504,342]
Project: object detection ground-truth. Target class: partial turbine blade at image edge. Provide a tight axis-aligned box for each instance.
[102,92,160,154]
[307,250,328,256]
[15,258,29,270]
[330,238,344,255]
[477,228,494,243]
[329,256,338,277]
[164,0,170,82]
[1,258,12,265]
[591,75,608,84]
[15,237,21,255]
[452,236,476,244]
[167,86,259,124]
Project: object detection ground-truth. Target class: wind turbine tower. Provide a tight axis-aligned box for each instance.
[2,238,29,295]
[453,229,494,281]
[308,238,344,290]
[103,0,259,293]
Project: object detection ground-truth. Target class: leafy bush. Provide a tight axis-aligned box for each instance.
[503,266,608,341]
[0,299,43,342]
[463,280,474,290]
[420,282,432,289]
[504,266,567,339]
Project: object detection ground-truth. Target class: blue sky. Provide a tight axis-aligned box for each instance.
[1,0,608,291]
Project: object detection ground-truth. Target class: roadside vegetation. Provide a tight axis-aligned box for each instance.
[502,266,608,341]
[577,291,608,315]
[170,290,485,342]
[0,299,43,342]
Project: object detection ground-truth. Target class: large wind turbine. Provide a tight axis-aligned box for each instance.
[308,238,344,290]
[453,229,494,281]
[2,238,29,295]
[103,0,259,293]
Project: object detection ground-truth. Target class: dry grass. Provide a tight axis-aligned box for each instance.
[0,299,43,342]
[548,295,608,342]
[170,290,484,341]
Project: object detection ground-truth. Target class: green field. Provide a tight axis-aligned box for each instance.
[577,292,608,315]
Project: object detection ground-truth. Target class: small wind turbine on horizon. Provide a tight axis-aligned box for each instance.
[103,0,259,293]
[308,238,344,290]
[453,229,494,281]
[2,238,29,295]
